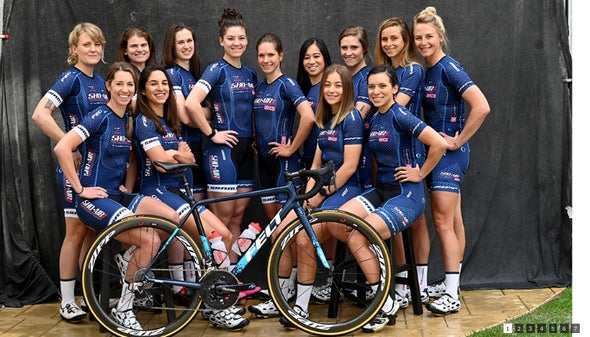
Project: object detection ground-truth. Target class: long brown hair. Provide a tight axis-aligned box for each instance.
[161,23,201,80]
[135,65,181,137]
[316,64,355,129]
[374,17,421,68]
[116,26,156,67]
[105,61,137,139]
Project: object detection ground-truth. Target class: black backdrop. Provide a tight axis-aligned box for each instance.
[0,0,572,306]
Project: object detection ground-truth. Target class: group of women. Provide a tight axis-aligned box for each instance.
[32,5,489,334]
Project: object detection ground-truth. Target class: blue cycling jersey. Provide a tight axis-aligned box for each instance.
[72,106,131,195]
[368,103,427,184]
[45,67,108,131]
[302,82,321,164]
[395,63,426,166]
[195,59,257,137]
[134,114,192,191]
[253,75,307,157]
[317,109,364,185]
[422,55,474,136]
[167,64,201,143]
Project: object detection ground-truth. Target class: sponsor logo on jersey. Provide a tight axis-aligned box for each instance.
[425,85,437,99]
[80,199,107,220]
[209,155,221,181]
[83,150,96,177]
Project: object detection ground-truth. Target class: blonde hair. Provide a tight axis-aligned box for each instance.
[67,22,106,65]
[374,17,420,68]
[413,6,449,53]
[316,64,355,129]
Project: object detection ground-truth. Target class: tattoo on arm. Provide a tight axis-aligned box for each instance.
[43,99,55,111]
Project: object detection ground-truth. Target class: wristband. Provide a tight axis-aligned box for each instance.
[76,187,85,195]
[207,128,217,138]
[319,187,328,197]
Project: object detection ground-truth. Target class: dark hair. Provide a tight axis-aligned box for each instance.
[338,26,369,55]
[117,26,156,68]
[135,65,181,137]
[161,23,201,80]
[368,64,399,87]
[256,32,283,54]
[218,8,246,38]
[105,61,138,139]
[296,38,332,95]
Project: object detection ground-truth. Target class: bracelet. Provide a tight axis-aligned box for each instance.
[76,187,85,195]
[319,187,329,197]
[206,128,217,138]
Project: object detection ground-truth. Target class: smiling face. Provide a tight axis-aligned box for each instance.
[303,43,326,84]
[368,72,398,112]
[71,32,103,68]
[142,70,169,113]
[125,35,150,69]
[413,22,444,65]
[380,25,405,64]
[106,70,135,109]
[220,26,248,60]
[323,72,344,112]
[257,41,283,77]
[174,28,195,63]
[340,35,366,72]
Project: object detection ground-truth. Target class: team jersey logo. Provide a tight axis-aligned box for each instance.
[425,85,437,99]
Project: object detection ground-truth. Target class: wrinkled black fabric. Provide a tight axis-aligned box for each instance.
[0,0,571,306]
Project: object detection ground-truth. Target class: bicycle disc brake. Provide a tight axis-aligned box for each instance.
[200,270,239,309]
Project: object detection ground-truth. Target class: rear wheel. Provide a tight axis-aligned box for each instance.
[267,209,391,335]
[81,215,203,337]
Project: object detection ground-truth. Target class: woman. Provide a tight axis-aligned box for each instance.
[185,8,257,267]
[325,65,447,333]
[31,22,108,322]
[252,32,315,220]
[161,23,209,201]
[413,6,490,315]
[53,61,181,330]
[264,64,366,329]
[339,26,375,191]
[116,26,156,75]
[132,65,248,329]
[375,16,430,307]
[296,37,332,169]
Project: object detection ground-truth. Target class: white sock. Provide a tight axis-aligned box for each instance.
[169,264,184,293]
[184,260,196,282]
[295,283,313,312]
[289,267,297,287]
[416,264,428,292]
[118,280,134,312]
[395,271,408,295]
[444,272,460,299]
[279,277,291,298]
[60,279,76,306]
[382,294,394,312]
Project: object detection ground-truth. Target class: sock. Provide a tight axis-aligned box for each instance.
[279,277,291,298]
[395,271,408,296]
[295,282,313,312]
[169,264,184,293]
[381,294,394,312]
[123,245,137,261]
[416,264,428,292]
[289,267,298,287]
[444,272,460,299]
[184,260,196,282]
[60,279,76,306]
[118,280,134,312]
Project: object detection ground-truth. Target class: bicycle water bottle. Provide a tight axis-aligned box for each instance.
[232,222,262,255]
[208,231,230,269]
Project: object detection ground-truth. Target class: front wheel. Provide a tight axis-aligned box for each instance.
[81,215,203,337]
[267,209,391,336]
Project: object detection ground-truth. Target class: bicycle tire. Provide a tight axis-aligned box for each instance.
[81,215,204,337]
[267,209,391,336]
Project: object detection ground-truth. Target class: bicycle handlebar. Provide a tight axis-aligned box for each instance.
[284,161,335,202]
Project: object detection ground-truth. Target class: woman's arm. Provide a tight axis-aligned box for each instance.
[395,127,447,183]
[32,96,66,142]
[54,130,106,199]
[269,102,315,158]
[185,86,237,146]
[442,85,490,150]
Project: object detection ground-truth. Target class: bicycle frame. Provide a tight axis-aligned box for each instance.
[141,165,331,291]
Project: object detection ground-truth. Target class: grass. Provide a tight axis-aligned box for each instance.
[467,287,573,336]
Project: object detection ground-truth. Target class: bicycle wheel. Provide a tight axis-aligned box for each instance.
[267,209,392,336]
[82,215,204,337]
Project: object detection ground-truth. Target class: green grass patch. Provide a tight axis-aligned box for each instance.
[467,287,573,336]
